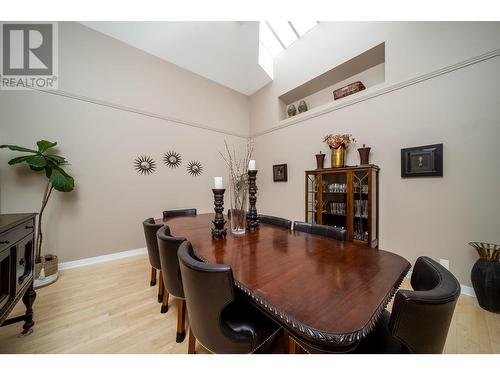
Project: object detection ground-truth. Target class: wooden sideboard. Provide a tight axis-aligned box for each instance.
[0,213,37,335]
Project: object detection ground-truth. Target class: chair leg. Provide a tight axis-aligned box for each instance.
[289,336,298,354]
[160,291,170,314]
[283,331,290,353]
[158,271,164,303]
[150,267,156,286]
[176,299,186,343]
[188,326,196,354]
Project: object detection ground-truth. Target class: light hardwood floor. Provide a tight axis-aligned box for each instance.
[0,254,498,354]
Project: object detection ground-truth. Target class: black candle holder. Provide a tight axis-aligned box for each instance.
[246,170,259,231]
[211,188,227,239]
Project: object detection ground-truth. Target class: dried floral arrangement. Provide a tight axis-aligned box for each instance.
[219,140,254,212]
[323,134,356,149]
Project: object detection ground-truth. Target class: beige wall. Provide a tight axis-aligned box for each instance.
[251,22,500,286]
[0,22,248,262]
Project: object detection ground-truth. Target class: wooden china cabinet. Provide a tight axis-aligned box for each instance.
[305,165,379,248]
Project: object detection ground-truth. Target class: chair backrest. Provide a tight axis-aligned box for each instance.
[259,215,292,229]
[163,208,197,218]
[294,221,347,241]
[178,241,243,353]
[293,221,313,233]
[142,218,163,269]
[157,225,186,299]
[311,223,347,241]
[389,256,461,354]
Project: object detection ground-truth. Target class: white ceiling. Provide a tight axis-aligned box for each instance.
[81,21,272,96]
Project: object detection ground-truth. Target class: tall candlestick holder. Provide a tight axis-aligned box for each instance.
[212,188,227,239]
[246,170,259,231]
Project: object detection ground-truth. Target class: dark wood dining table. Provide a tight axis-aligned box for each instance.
[159,214,410,349]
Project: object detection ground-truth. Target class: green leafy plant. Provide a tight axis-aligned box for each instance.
[0,140,75,262]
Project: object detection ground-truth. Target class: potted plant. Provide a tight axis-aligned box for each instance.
[323,134,356,168]
[0,140,75,287]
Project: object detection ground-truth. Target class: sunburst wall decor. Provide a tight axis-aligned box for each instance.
[187,160,203,176]
[134,155,156,175]
[163,151,182,168]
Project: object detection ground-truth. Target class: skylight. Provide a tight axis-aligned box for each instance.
[258,21,319,79]
[259,22,284,57]
[290,20,319,37]
[268,21,297,48]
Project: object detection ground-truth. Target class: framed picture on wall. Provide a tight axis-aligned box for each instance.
[401,143,443,177]
[273,164,288,182]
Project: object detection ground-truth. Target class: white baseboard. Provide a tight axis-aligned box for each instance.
[58,247,146,271]
[405,270,476,297]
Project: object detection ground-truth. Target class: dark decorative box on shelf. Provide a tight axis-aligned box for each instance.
[333,81,366,100]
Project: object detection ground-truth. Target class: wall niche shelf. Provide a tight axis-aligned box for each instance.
[279,43,386,121]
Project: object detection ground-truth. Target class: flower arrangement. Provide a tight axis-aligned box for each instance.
[323,134,356,149]
[219,140,254,234]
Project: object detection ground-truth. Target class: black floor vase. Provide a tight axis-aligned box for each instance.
[471,259,500,313]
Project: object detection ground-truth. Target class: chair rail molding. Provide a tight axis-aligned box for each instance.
[251,47,500,138]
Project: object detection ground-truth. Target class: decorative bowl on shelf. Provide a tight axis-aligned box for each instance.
[468,242,500,313]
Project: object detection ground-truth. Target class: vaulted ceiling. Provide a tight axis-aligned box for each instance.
[81,21,272,95]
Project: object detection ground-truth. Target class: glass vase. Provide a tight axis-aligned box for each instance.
[229,184,248,235]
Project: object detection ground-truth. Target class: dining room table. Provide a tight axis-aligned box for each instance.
[158,213,411,351]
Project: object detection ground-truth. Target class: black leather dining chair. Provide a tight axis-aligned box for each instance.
[354,256,461,354]
[289,256,461,354]
[163,208,197,218]
[178,241,281,354]
[293,221,347,241]
[157,225,188,342]
[258,215,292,229]
[142,218,165,307]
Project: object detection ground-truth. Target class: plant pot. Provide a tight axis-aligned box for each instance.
[471,259,500,312]
[34,254,59,289]
[469,242,500,313]
[330,146,345,168]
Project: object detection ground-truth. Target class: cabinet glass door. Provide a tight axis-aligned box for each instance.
[306,173,318,223]
[321,172,347,230]
[352,170,369,243]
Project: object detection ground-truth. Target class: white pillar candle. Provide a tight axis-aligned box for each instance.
[214,177,223,189]
[248,160,256,171]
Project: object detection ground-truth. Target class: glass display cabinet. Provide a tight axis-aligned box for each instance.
[305,165,379,248]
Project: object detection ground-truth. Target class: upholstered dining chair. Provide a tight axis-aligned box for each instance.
[157,225,188,342]
[163,208,197,218]
[142,218,165,308]
[288,256,461,354]
[258,214,292,229]
[293,221,347,241]
[178,241,281,354]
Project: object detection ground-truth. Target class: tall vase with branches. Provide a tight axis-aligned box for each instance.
[0,141,75,273]
[219,140,253,235]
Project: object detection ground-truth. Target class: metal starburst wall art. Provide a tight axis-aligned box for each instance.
[163,151,182,168]
[134,155,156,175]
[187,160,203,176]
